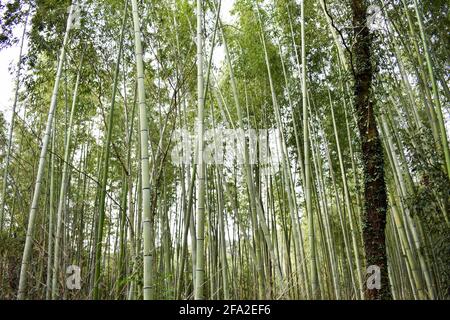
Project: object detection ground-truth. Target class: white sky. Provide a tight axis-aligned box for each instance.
[212,0,236,69]
[0,22,29,122]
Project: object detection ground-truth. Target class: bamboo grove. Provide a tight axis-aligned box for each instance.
[0,0,448,300]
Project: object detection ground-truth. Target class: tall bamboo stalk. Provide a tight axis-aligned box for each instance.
[300,0,319,298]
[412,0,450,180]
[130,0,154,300]
[92,1,128,299]
[17,3,76,299]
[51,53,83,299]
[194,0,206,300]
[0,12,28,231]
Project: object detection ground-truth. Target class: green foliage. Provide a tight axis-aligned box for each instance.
[0,0,448,300]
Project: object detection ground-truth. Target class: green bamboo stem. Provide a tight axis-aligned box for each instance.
[0,12,28,231]
[17,2,76,299]
[92,1,128,299]
[130,0,154,300]
[51,53,83,299]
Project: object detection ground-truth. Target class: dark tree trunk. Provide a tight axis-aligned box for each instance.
[351,0,391,299]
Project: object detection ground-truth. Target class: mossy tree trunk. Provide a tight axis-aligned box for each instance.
[350,0,391,300]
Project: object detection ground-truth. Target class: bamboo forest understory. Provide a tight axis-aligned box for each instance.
[0,0,449,300]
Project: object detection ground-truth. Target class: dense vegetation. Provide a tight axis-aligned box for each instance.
[0,0,448,300]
